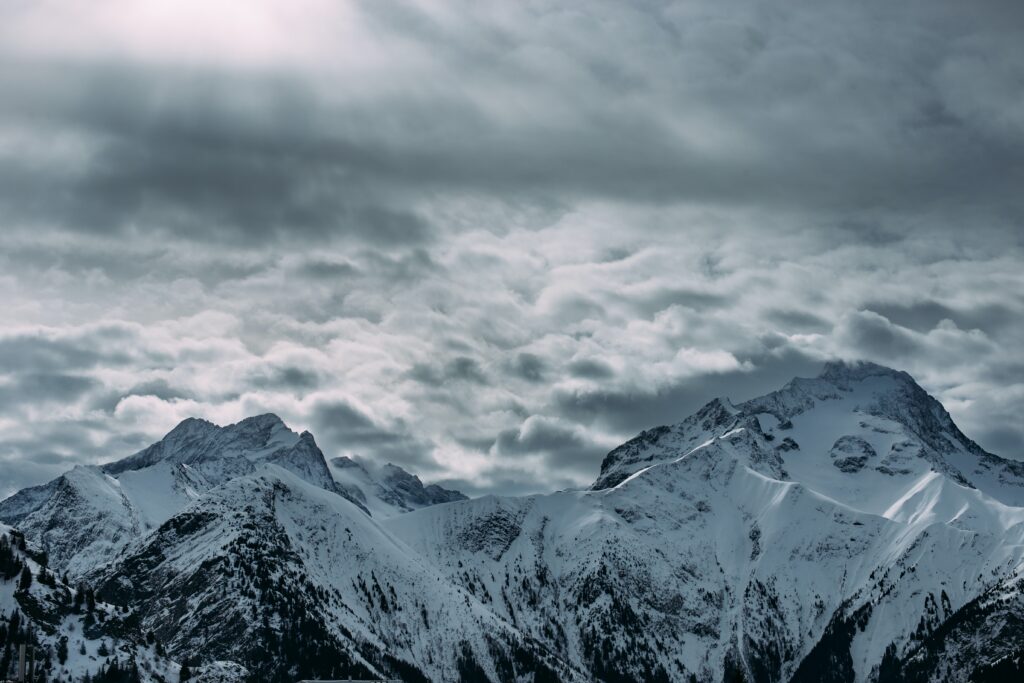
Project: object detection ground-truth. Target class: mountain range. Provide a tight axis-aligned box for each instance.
[1,360,1022,682]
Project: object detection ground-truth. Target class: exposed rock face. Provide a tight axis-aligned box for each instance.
[830,435,877,472]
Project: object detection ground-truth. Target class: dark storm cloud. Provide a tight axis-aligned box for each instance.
[1,0,1022,254]
[0,63,437,247]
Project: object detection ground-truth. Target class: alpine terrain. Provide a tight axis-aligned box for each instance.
[1,360,1023,683]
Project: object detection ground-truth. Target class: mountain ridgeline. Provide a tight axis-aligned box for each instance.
[1,361,1023,683]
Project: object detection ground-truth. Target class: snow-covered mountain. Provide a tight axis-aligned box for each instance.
[328,455,467,518]
[0,414,463,581]
[2,360,1023,682]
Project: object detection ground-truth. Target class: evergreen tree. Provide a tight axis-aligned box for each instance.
[18,565,33,591]
[179,659,192,683]
[0,534,22,580]
[57,637,68,665]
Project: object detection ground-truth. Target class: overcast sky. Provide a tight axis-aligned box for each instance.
[1,0,1022,498]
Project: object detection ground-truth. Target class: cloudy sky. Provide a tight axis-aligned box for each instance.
[1,0,1022,498]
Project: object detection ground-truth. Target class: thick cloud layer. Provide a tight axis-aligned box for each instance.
[1,0,1022,498]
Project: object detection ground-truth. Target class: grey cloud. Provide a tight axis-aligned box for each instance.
[0,0,1022,499]
[124,379,191,401]
[508,353,546,383]
[408,356,488,386]
[0,374,98,407]
[295,258,360,280]
[0,419,155,498]
[0,63,437,248]
[446,357,488,384]
[248,366,321,392]
[0,330,137,373]
[765,309,831,333]
[567,358,616,380]
[975,425,1024,459]
[493,416,606,476]
[3,0,1021,255]
[629,288,733,318]
[434,468,584,499]
[553,348,823,435]
[835,311,923,360]
[864,300,1017,335]
[309,399,435,471]
[87,379,192,414]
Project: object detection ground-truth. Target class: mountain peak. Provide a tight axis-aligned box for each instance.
[592,360,1016,501]
[231,413,288,432]
[816,359,914,385]
[166,416,217,437]
[330,455,365,470]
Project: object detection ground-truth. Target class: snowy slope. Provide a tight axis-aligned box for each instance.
[0,414,465,580]
[0,522,188,683]
[0,414,467,581]
[2,360,1024,682]
[328,455,467,518]
[385,361,1024,682]
[92,465,578,682]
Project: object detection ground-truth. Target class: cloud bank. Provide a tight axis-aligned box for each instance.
[1,0,1022,497]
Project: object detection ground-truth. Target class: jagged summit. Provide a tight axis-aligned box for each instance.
[166,415,218,434]
[0,411,465,578]
[160,413,289,446]
[101,411,301,478]
[230,412,289,433]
